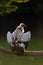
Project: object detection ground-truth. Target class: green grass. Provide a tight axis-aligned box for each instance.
[0,38,43,65]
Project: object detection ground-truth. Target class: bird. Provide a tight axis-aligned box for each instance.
[7,23,31,55]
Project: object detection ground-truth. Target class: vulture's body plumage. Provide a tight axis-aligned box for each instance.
[7,23,31,55]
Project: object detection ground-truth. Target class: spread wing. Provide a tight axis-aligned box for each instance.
[20,31,31,42]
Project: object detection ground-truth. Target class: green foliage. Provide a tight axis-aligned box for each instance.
[12,0,29,3]
[0,1,18,15]
[0,0,30,15]
[0,0,43,15]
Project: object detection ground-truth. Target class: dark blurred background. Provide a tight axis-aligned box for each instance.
[0,0,43,38]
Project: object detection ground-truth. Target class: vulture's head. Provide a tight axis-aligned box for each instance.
[17,23,26,32]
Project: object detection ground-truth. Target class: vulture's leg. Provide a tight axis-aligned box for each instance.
[17,47,24,56]
[9,42,24,56]
[9,41,18,53]
[10,45,24,56]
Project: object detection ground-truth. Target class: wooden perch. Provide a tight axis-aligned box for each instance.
[0,47,43,56]
[24,51,43,56]
[0,47,13,54]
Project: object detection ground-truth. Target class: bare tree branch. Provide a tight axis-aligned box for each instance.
[0,47,13,54]
[0,47,43,56]
[24,51,43,56]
